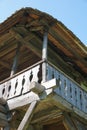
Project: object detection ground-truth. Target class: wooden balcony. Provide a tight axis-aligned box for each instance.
[0,60,87,119]
[0,7,87,129]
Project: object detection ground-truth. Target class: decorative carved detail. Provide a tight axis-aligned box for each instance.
[0,64,42,99]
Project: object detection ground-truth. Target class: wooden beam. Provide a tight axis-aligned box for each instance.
[9,26,84,79]
[2,126,10,130]
[32,108,63,124]
[26,125,34,130]
[49,26,87,69]
[0,112,8,121]
[0,33,13,48]
[0,105,7,114]
[0,119,8,127]
[33,124,43,130]
[71,117,87,130]
[9,28,41,57]
[17,101,37,130]
[42,78,59,89]
[7,79,58,110]
[9,27,72,76]
[0,60,10,69]
[63,113,77,130]
[51,94,87,122]
[7,92,40,110]
[29,26,44,31]
[57,23,87,55]
[29,82,45,94]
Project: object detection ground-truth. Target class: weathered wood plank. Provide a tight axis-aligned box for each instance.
[9,28,41,57]
[42,78,59,89]
[7,92,40,110]
[0,60,10,69]
[32,108,63,124]
[0,112,8,121]
[29,82,45,94]
[0,119,8,127]
[0,98,6,105]
[17,101,37,130]
[63,113,77,130]
[33,124,43,130]
[0,105,7,114]
[52,94,87,122]
[7,80,57,110]
[3,126,10,130]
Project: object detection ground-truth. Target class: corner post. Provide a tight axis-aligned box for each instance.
[42,30,48,82]
[10,44,20,77]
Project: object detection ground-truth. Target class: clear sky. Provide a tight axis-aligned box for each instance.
[0,0,87,45]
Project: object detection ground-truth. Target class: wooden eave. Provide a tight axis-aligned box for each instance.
[0,7,87,82]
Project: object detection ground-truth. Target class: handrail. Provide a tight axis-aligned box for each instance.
[47,60,86,92]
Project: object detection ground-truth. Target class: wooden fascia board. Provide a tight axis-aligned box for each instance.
[57,23,87,55]
[49,27,87,68]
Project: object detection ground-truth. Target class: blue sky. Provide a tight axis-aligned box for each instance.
[0,0,87,45]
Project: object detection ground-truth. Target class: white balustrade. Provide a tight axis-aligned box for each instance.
[0,64,41,99]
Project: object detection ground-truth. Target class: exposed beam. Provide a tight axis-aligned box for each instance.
[57,23,87,55]
[32,108,63,124]
[17,101,37,130]
[0,60,10,69]
[0,33,13,48]
[0,104,7,114]
[0,98,7,105]
[0,98,8,129]
[63,113,77,130]
[7,92,40,110]
[0,119,8,127]
[51,94,87,123]
[49,26,87,69]
[9,28,41,57]
[29,26,44,31]
[29,81,45,94]
[26,19,39,27]
[9,27,73,75]
[9,27,86,78]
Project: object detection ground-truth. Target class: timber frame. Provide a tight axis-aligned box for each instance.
[0,7,87,130]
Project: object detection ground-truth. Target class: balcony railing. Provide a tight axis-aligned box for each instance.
[47,62,87,113]
[0,60,87,114]
[0,60,43,99]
